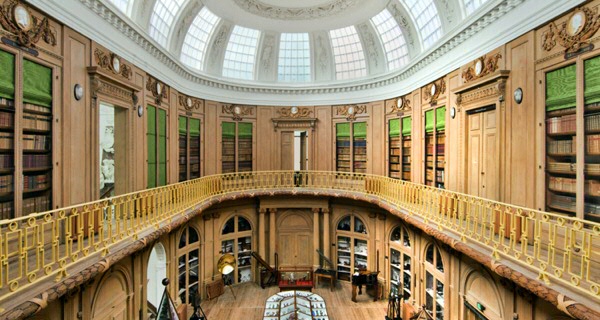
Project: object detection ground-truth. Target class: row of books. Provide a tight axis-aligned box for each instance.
[585,113,600,132]
[0,98,14,108]
[337,160,350,168]
[390,164,401,171]
[390,155,400,163]
[0,111,13,127]
[354,155,367,161]
[354,162,366,169]
[390,171,401,179]
[0,154,12,168]
[23,103,51,114]
[23,154,51,168]
[548,176,576,193]
[403,139,411,147]
[23,114,51,131]
[436,171,445,183]
[24,173,50,190]
[0,201,12,220]
[22,194,51,215]
[547,114,576,134]
[390,148,401,156]
[238,154,252,161]
[337,147,351,154]
[23,134,50,150]
[547,161,576,173]
[354,147,366,155]
[337,154,351,161]
[587,134,600,154]
[238,141,252,149]
[548,194,576,212]
[390,139,401,148]
[0,175,13,193]
[0,133,13,149]
[547,138,575,154]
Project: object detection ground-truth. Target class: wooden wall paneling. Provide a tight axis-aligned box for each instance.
[535,68,546,211]
[204,101,219,175]
[506,32,536,208]
[315,106,332,171]
[62,27,90,206]
[134,71,145,191]
[411,90,422,184]
[169,88,178,185]
[256,107,273,171]
[369,101,385,176]
[447,71,460,192]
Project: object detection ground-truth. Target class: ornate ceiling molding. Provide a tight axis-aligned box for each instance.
[38,0,548,104]
[232,0,360,20]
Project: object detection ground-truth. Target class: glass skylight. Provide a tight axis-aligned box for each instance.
[371,9,409,71]
[278,33,311,82]
[404,0,442,49]
[106,0,129,14]
[149,0,185,47]
[222,26,260,80]
[181,7,220,71]
[329,26,367,80]
[464,0,489,15]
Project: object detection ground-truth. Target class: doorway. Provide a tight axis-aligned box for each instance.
[99,102,127,198]
[466,106,498,200]
[280,131,309,170]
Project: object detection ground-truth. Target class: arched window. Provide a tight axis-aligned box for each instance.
[220,216,253,284]
[336,214,368,281]
[390,226,412,301]
[424,243,445,319]
[177,225,200,305]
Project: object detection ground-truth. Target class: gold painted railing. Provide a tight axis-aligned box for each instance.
[0,171,599,309]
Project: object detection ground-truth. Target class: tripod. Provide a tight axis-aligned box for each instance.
[191,291,208,320]
[223,274,237,300]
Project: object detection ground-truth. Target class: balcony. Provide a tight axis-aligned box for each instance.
[0,171,598,319]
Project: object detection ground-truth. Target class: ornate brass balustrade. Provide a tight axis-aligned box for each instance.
[0,171,598,316]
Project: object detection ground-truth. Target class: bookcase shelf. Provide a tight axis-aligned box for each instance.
[336,122,367,173]
[388,117,412,181]
[179,116,201,182]
[222,121,253,174]
[424,107,446,189]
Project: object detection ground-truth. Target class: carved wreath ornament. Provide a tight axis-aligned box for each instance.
[0,0,56,48]
[542,6,600,54]
[462,53,502,83]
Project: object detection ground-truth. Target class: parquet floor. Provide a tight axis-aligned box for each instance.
[198,282,388,320]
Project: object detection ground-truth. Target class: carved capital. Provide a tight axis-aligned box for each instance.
[312,208,321,214]
[259,208,267,214]
[0,1,57,48]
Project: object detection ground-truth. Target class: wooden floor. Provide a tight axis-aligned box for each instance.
[197,282,388,320]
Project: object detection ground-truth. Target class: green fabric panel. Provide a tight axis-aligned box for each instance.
[402,117,412,136]
[189,118,200,136]
[585,56,600,105]
[546,64,576,111]
[147,106,156,134]
[436,106,446,131]
[0,50,15,100]
[425,110,434,133]
[23,60,52,107]
[353,122,367,138]
[179,116,187,134]
[336,123,350,138]
[147,106,156,188]
[147,164,156,188]
[222,122,235,138]
[158,109,167,186]
[389,119,400,137]
[238,122,252,138]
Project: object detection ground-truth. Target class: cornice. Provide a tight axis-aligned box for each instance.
[29,0,584,105]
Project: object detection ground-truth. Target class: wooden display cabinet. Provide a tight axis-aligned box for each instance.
[386,97,412,181]
[177,96,204,182]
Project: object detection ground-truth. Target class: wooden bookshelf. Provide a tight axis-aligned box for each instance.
[179,116,201,182]
[221,121,253,173]
[402,117,412,181]
[424,107,446,189]
[335,122,367,173]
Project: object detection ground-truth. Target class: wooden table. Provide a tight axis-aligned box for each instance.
[315,272,336,291]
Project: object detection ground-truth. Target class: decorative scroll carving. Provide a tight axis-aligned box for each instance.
[272,118,317,132]
[543,6,600,54]
[222,104,253,121]
[233,0,360,20]
[389,96,411,114]
[462,53,502,83]
[424,79,446,105]
[178,94,203,111]
[94,49,132,80]
[336,104,367,121]
[0,0,56,48]
[277,107,313,119]
[146,76,167,106]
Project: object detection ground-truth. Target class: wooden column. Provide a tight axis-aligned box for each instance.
[323,208,330,259]
[269,208,277,266]
[259,208,266,258]
[313,208,320,269]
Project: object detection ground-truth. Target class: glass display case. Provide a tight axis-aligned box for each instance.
[263,291,329,320]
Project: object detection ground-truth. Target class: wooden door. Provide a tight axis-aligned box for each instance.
[468,114,482,196]
[281,131,294,170]
[467,110,498,200]
[278,232,312,267]
[300,132,307,170]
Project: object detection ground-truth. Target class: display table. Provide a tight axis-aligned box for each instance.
[278,268,314,292]
[263,291,329,320]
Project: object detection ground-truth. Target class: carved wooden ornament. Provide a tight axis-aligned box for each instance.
[462,53,502,83]
[0,0,56,48]
[337,104,367,121]
[222,104,253,121]
[424,79,446,105]
[146,76,167,105]
[94,49,132,80]
[389,96,411,114]
[178,95,203,111]
[277,107,313,118]
[542,6,600,54]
